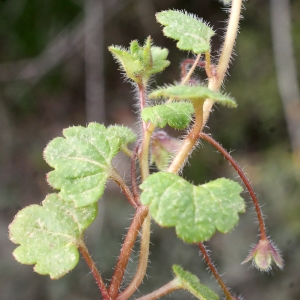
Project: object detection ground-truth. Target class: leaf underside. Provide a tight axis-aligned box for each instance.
[44,123,136,207]
[9,193,97,279]
[142,102,194,129]
[173,265,219,300]
[156,10,215,54]
[140,172,245,243]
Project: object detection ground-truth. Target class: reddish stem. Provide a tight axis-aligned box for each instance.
[199,133,267,240]
[108,205,149,299]
[110,169,138,209]
[198,243,235,300]
[78,242,110,300]
[131,141,141,205]
[181,58,205,79]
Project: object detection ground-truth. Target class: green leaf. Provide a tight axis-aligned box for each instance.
[9,193,97,279]
[44,123,133,207]
[109,37,170,84]
[156,10,215,54]
[109,45,144,82]
[140,172,245,243]
[149,46,170,75]
[142,102,194,129]
[149,85,237,107]
[108,125,136,146]
[173,265,219,300]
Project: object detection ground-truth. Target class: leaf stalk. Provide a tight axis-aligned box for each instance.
[199,133,267,240]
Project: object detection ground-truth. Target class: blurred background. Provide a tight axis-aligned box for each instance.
[0,0,299,299]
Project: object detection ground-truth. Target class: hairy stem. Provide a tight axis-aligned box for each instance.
[108,206,149,299]
[131,141,142,205]
[110,168,138,209]
[135,277,181,300]
[198,243,235,300]
[181,58,205,79]
[138,83,147,132]
[199,133,267,240]
[140,123,155,180]
[167,100,204,174]
[117,213,151,300]
[203,0,243,125]
[78,241,110,300]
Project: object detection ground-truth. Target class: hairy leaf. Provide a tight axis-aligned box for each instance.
[142,102,194,129]
[149,85,236,107]
[9,193,97,279]
[140,172,245,243]
[109,37,170,84]
[156,10,215,53]
[44,123,135,207]
[173,265,219,300]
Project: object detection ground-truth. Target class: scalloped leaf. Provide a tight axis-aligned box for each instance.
[140,172,245,243]
[109,37,170,84]
[156,10,215,54]
[142,102,194,129]
[44,123,135,207]
[9,193,97,279]
[149,85,236,107]
[173,265,219,300]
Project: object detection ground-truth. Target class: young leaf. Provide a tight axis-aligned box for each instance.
[109,37,170,84]
[9,193,97,279]
[156,10,215,54]
[149,85,237,108]
[44,123,134,207]
[173,265,219,300]
[140,172,245,243]
[141,102,194,129]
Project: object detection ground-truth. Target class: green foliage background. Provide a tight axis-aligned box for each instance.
[0,0,299,299]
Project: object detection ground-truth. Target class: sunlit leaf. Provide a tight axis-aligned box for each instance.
[156,10,215,53]
[140,172,245,243]
[44,123,134,207]
[9,193,97,279]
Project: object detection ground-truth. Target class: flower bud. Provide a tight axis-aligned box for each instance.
[242,238,284,272]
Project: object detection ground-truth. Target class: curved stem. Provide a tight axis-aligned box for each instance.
[108,206,149,299]
[135,277,181,300]
[199,133,267,240]
[167,100,203,174]
[181,54,202,85]
[110,168,138,209]
[78,240,110,300]
[116,213,151,300]
[198,243,236,300]
[203,0,243,125]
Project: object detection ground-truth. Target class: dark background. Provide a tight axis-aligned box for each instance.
[0,0,299,299]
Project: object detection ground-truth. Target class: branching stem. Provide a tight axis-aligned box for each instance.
[198,243,236,300]
[167,100,204,174]
[108,205,149,299]
[199,133,267,240]
[117,214,151,300]
[181,54,202,85]
[78,241,110,300]
[135,277,181,300]
[110,168,138,209]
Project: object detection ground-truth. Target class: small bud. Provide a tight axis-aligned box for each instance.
[242,238,284,272]
[150,130,182,171]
